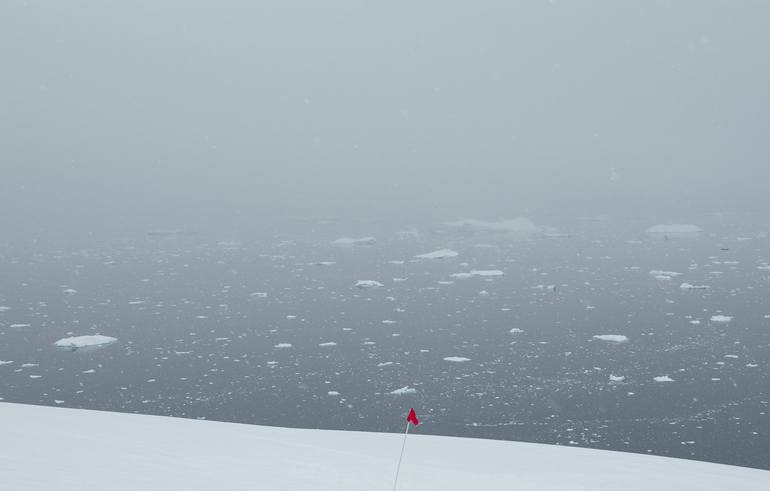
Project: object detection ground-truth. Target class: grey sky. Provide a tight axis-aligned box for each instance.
[2,1,769,236]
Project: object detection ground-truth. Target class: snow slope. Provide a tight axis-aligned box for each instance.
[1,402,768,490]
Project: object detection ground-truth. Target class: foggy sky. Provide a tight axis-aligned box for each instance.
[2,0,769,238]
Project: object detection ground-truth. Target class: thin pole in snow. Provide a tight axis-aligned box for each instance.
[392,421,410,491]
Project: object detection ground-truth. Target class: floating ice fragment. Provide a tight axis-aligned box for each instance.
[654,375,675,382]
[443,356,471,362]
[54,335,117,351]
[593,335,629,343]
[414,249,459,259]
[710,315,733,323]
[389,386,417,395]
[274,343,292,349]
[333,237,376,246]
[680,283,710,290]
[318,342,337,347]
[355,280,384,289]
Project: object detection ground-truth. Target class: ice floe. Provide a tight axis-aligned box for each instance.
[414,249,459,259]
[680,283,710,290]
[389,386,417,395]
[54,335,118,351]
[443,356,471,362]
[355,280,384,289]
[333,237,376,246]
[593,335,629,343]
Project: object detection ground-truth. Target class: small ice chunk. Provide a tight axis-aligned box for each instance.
[319,342,337,347]
[443,356,471,362]
[654,375,675,382]
[355,280,384,289]
[414,249,459,259]
[710,315,733,323]
[609,375,625,382]
[274,343,292,349]
[333,237,376,246]
[593,335,629,343]
[389,386,417,395]
[327,391,340,396]
[680,283,710,290]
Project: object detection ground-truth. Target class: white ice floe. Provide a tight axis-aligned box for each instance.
[274,343,292,349]
[654,375,675,382]
[63,288,78,295]
[443,357,471,362]
[710,315,733,323]
[414,249,459,259]
[0,306,10,312]
[54,335,118,350]
[680,283,710,290]
[0,361,13,366]
[650,270,682,280]
[10,323,31,328]
[318,342,337,347]
[593,335,629,343]
[609,375,626,382]
[355,280,384,289]
[333,237,376,246]
[388,386,417,395]
[327,391,340,396]
[509,328,524,334]
[250,292,268,298]
[451,270,504,279]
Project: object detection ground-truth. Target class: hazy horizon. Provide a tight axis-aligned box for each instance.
[2,1,769,236]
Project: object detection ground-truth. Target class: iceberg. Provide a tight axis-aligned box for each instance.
[414,249,459,259]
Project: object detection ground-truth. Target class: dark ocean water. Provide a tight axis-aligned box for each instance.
[1,215,769,469]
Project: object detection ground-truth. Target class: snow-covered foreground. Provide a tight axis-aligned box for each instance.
[1,403,768,490]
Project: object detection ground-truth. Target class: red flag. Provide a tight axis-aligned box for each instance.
[406,407,420,426]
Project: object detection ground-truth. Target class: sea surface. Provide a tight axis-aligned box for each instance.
[1,215,769,469]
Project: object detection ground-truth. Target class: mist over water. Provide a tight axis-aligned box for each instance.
[2,0,769,470]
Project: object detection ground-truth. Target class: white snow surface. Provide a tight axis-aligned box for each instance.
[53,335,117,348]
[414,248,459,259]
[1,403,767,490]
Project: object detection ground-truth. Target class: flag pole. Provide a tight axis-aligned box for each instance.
[391,420,410,491]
